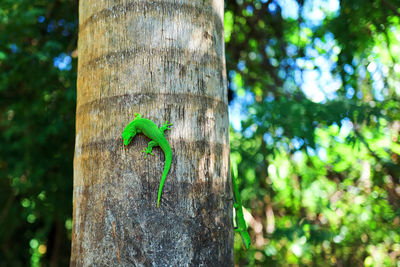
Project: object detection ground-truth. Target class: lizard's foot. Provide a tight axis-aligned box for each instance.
[165,120,173,127]
[160,121,173,132]
[142,148,154,159]
[142,140,157,158]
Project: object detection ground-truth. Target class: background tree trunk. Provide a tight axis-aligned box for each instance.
[70,0,232,265]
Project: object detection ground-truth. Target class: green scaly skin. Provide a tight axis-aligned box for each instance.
[232,166,251,249]
[122,113,172,208]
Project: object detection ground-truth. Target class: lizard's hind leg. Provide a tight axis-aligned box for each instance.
[142,140,158,159]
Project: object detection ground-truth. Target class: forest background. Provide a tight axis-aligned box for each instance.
[0,0,399,266]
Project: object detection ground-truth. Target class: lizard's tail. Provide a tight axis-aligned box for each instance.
[157,144,172,208]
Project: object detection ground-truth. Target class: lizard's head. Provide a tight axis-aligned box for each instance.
[122,113,141,146]
[122,125,135,146]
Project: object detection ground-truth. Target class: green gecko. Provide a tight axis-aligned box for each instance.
[122,113,173,208]
[231,165,251,249]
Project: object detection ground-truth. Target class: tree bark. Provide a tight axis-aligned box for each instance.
[71,0,232,266]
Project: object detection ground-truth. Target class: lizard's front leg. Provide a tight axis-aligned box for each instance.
[142,140,158,159]
[159,120,173,133]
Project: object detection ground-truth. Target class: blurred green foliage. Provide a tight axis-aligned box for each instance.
[0,0,77,266]
[0,0,399,266]
[227,0,400,266]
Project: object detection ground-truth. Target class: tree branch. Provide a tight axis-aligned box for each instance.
[381,0,400,18]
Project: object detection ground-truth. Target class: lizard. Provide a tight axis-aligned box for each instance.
[231,164,251,249]
[122,113,173,208]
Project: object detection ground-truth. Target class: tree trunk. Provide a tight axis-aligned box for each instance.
[71,1,232,266]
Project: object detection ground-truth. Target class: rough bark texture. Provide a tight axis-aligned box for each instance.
[71,0,232,266]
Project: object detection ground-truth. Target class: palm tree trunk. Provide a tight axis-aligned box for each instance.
[70,0,232,265]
